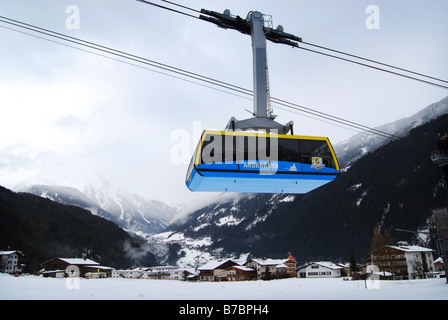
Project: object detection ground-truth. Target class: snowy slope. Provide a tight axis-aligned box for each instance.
[82,180,178,235]
[334,96,448,168]
[1,273,446,300]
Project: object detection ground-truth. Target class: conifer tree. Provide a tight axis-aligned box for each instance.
[349,249,359,274]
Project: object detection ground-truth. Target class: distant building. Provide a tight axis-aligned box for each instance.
[244,255,297,279]
[114,266,197,280]
[146,266,196,280]
[146,265,178,279]
[369,245,435,279]
[0,250,25,274]
[198,259,239,281]
[42,257,114,278]
[434,257,444,272]
[226,265,257,281]
[170,268,197,281]
[296,261,343,278]
[114,267,147,279]
[285,254,297,276]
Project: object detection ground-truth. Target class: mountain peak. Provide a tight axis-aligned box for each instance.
[17,181,179,237]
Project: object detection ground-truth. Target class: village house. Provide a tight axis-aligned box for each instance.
[42,257,114,278]
[146,266,196,280]
[226,265,257,281]
[282,254,297,276]
[244,254,297,279]
[434,257,444,272]
[114,265,197,280]
[198,259,239,281]
[146,265,178,279]
[336,262,352,277]
[114,267,148,279]
[0,250,25,274]
[369,245,435,279]
[427,257,445,279]
[296,261,343,278]
[170,268,197,281]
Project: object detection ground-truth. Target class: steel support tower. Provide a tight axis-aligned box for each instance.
[200,9,301,134]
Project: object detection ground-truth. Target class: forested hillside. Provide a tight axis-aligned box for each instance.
[0,186,158,272]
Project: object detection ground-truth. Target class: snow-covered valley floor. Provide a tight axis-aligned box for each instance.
[1,273,447,300]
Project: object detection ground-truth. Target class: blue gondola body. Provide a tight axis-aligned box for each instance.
[185,130,340,194]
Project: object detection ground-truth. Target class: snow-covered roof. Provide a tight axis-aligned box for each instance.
[41,270,65,275]
[373,271,393,276]
[198,259,239,271]
[0,250,23,256]
[248,258,290,266]
[84,265,114,270]
[149,265,178,271]
[229,265,254,272]
[388,245,433,253]
[176,268,197,275]
[337,262,350,268]
[314,261,343,270]
[297,261,343,270]
[58,258,100,265]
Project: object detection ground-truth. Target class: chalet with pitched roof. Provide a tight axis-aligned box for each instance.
[296,261,343,278]
[369,245,435,279]
[244,255,297,279]
[198,259,239,281]
[226,265,256,281]
[42,257,114,278]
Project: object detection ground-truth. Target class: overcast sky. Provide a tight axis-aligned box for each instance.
[1,0,447,208]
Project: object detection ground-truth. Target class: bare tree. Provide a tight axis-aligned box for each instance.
[409,259,425,279]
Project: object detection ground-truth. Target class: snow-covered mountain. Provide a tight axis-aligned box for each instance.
[334,96,448,168]
[82,179,178,233]
[17,181,179,237]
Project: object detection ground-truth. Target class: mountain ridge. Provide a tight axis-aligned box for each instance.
[334,96,448,168]
[17,182,178,237]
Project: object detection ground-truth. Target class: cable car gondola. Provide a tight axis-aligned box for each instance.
[185,10,340,194]
[186,130,339,193]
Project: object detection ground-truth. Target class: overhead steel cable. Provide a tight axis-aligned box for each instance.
[270,98,432,154]
[0,15,433,154]
[138,0,448,91]
[0,15,251,97]
[3,21,255,103]
[159,0,202,14]
[301,41,448,85]
[135,0,200,20]
[296,46,448,90]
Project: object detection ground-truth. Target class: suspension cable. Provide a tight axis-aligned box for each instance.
[136,0,448,90]
[0,14,435,153]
